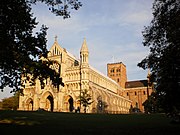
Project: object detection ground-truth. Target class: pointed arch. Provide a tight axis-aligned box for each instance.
[63,95,76,112]
[26,98,33,111]
[41,91,54,112]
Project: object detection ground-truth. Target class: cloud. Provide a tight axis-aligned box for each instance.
[31,0,152,80]
[0,0,154,100]
[114,0,153,29]
[87,40,149,80]
[120,11,152,25]
[0,87,14,100]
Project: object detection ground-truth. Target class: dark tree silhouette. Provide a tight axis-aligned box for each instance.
[28,0,82,19]
[143,92,165,114]
[78,89,93,113]
[138,0,180,117]
[0,0,81,93]
[96,96,108,113]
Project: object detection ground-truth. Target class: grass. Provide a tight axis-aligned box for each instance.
[0,110,179,135]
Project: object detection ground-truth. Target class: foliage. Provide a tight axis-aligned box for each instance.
[29,0,82,19]
[78,89,93,113]
[138,0,180,115]
[143,92,165,113]
[1,92,19,110]
[0,0,81,93]
[96,96,108,113]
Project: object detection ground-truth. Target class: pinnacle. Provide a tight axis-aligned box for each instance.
[80,38,88,52]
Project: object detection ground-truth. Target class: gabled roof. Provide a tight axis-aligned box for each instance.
[49,39,62,52]
[125,80,147,88]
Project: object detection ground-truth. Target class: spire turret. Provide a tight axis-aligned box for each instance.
[80,38,89,66]
[80,38,88,53]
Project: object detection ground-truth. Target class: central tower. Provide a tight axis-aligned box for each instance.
[107,62,127,88]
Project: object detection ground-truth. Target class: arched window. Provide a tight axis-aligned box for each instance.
[110,69,114,73]
[55,46,56,55]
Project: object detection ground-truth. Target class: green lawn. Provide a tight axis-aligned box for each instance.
[0,110,179,135]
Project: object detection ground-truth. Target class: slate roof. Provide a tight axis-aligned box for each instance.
[125,80,148,88]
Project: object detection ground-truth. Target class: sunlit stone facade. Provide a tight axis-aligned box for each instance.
[19,38,132,113]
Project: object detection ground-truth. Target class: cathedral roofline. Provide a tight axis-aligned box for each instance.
[125,80,148,88]
[66,50,79,62]
[90,65,119,86]
[49,36,62,51]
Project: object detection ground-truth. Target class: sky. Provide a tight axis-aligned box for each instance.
[0,0,154,100]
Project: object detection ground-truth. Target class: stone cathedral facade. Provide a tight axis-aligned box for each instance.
[19,38,132,113]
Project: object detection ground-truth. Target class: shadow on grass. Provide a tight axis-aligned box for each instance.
[0,110,180,135]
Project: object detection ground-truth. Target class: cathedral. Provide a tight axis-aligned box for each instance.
[19,38,153,113]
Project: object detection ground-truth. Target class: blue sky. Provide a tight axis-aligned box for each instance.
[0,0,154,100]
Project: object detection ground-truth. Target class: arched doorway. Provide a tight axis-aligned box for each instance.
[26,98,33,111]
[41,91,54,112]
[46,95,54,112]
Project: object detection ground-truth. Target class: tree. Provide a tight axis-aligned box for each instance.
[1,92,20,110]
[78,89,93,113]
[143,92,165,113]
[138,0,180,116]
[28,0,82,19]
[0,0,81,93]
[96,96,108,113]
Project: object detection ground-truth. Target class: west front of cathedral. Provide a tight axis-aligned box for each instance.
[19,38,153,113]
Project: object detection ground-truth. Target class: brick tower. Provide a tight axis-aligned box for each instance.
[107,62,127,88]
